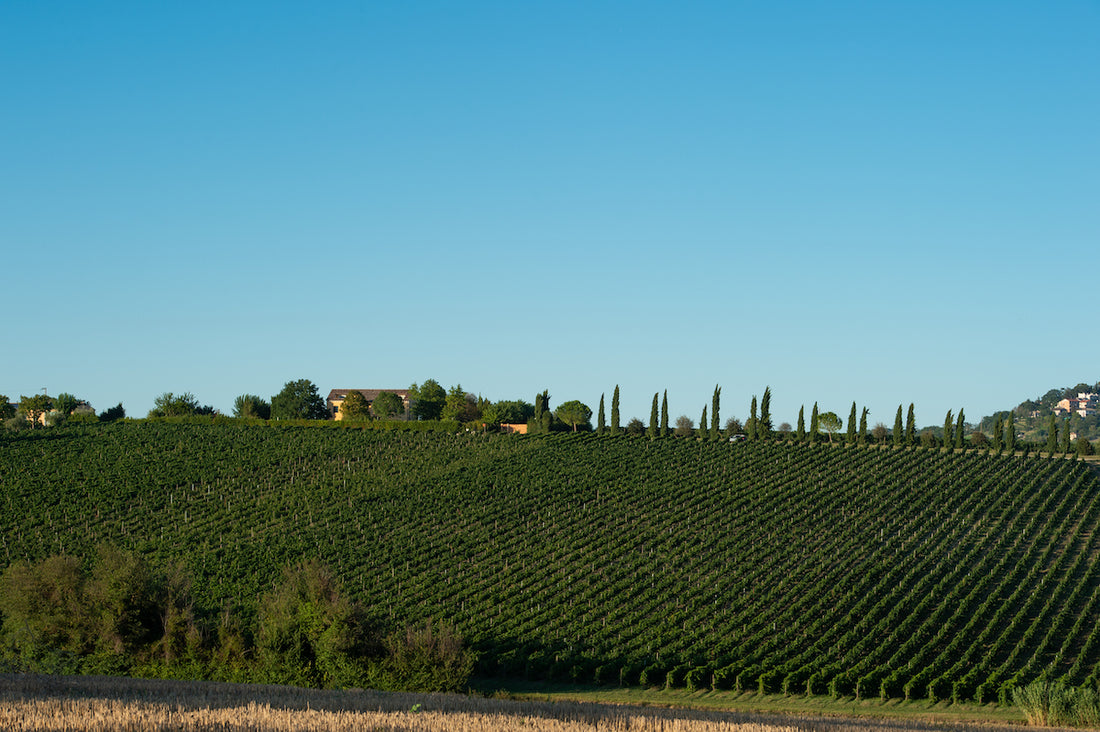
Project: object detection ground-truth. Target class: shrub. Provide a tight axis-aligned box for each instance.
[378,619,475,693]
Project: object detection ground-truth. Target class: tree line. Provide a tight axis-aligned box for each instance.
[0,546,473,692]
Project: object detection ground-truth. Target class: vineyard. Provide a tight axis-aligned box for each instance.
[2,422,1100,703]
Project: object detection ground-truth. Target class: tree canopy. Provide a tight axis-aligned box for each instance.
[271,380,328,421]
[408,379,446,421]
[555,400,592,432]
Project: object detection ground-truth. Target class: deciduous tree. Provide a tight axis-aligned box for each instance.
[233,394,271,420]
[372,391,404,420]
[407,379,446,421]
[271,380,328,421]
[338,390,372,422]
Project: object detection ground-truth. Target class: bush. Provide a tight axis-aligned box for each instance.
[378,619,475,692]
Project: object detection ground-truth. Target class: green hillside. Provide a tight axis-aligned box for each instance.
[3,422,1100,702]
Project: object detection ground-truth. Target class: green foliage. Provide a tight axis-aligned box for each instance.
[1079,437,1096,456]
[378,619,475,693]
[648,394,659,438]
[810,402,820,444]
[232,394,271,420]
[660,391,669,437]
[0,395,14,420]
[5,423,1100,699]
[1047,415,1059,454]
[758,387,772,440]
[371,391,404,420]
[711,386,722,440]
[338,390,372,422]
[407,379,446,421]
[1013,679,1100,728]
[625,417,645,435]
[53,393,80,415]
[19,393,52,427]
[531,390,553,434]
[257,559,375,688]
[893,406,903,448]
[99,403,126,422]
[699,406,709,440]
[441,385,478,423]
[956,409,966,451]
[482,399,532,426]
[610,386,620,436]
[148,392,201,418]
[818,411,841,441]
[673,414,693,437]
[271,380,328,421]
[905,404,916,446]
[858,407,868,446]
[943,410,954,452]
[746,396,757,440]
[797,406,806,443]
[555,400,592,432]
[597,394,606,434]
[1004,411,1015,453]
[847,403,857,445]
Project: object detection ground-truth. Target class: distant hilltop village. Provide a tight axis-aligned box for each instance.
[1052,392,1098,419]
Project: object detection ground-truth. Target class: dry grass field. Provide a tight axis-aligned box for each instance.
[0,674,1060,732]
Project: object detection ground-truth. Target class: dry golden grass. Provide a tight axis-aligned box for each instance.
[0,674,1042,732]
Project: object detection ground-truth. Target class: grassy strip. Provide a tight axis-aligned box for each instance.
[471,680,1027,726]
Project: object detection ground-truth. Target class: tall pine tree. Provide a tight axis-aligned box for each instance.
[610,385,621,436]
[956,409,966,451]
[893,406,903,448]
[810,402,820,444]
[597,394,606,435]
[943,410,954,451]
[1005,412,1015,453]
[1046,415,1058,455]
[660,390,669,437]
[847,402,857,445]
[797,406,806,443]
[648,393,659,438]
[905,404,916,446]
[859,407,869,446]
[992,417,1003,453]
[700,406,709,440]
[1062,420,1072,454]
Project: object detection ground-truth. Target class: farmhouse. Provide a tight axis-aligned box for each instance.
[327,389,410,420]
[1054,393,1099,418]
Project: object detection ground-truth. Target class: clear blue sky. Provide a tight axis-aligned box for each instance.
[3,1,1097,428]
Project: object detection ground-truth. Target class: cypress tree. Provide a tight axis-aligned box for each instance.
[847,402,857,445]
[660,390,669,437]
[610,385,620,436]
[597,394,606,435]
[905,404,916,446]
[810,402,820,444]
[859,407,869,446]
[747,396,758,440]
[796,406,806,443]
[893,406,903,448]
[1062,420,1072,454]
[956,409,966,451]
[1046,415,1058,455]
[993,417,1004,453]
[648,393,658,438]
[711,385,721,440]
[700,406,709,440]
[1006,412,1016,453]
[759,386,773,440]
[943,410,954,451]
